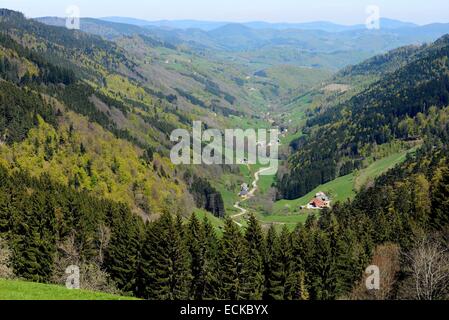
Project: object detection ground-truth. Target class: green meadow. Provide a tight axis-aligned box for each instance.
[272,148,414,215]
[0,279,137,300]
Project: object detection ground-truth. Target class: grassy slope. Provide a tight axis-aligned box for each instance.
[275,149,413,212]
[194,209,225,234]
[0,279,136,300]
[264,65,332,97]
[265,149,414,229]
[273,173,356,214]
[213,165,250,215]
[258,173,275,195]
[353,150,412,190]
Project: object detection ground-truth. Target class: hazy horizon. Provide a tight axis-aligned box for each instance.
[2,0,449,25]
[97,16,417,26]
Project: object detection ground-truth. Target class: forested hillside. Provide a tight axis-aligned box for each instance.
[1,7,449,301]
[36,16,281,115]
[278,35,449,200]
[0,8,231,297]
[0,9,229,219]
[3,135,448,300]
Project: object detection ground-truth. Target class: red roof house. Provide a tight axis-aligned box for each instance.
[301,192,331,210]
[309,198,327,209]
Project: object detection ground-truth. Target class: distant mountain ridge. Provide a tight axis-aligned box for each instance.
[101,17,418,32]
[36,15,449,72]
[36,16,449,55]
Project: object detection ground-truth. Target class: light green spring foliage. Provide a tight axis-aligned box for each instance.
[0,112,187,216]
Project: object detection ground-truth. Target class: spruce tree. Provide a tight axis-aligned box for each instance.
[12,190,56,282]
[309,230,337,300]
[202,216,219,299]
[289,224,311,299]
[411,174,431,228]
[0,56,5,74]
[186,213,206,300]
[243,214,265,299]
[0,189,11,233]
[0,167,14,234]
[431,166,449,227]
[171,213,190,299]
[105,204,142,293]
[218,218,247,300]
[277,225,293,300]
[334,230,361,297]
[137,212,189,300]
[291,271,309,300]
[263,225,283,300]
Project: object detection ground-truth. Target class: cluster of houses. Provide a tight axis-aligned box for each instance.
[301,192,331,210]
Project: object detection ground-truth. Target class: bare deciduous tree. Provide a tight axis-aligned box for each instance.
[97,224,111,264]
[404,238,449,300]
[51,232,119,294]
[0,237,14,279]
[350,243,401,300]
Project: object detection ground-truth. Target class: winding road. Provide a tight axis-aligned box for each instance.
[232,166,273,227]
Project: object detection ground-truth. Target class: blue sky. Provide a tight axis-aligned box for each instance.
[1,0,449,25]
